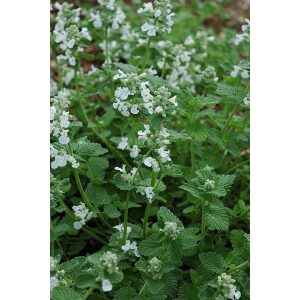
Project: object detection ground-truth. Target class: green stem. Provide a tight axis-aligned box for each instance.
[161,58,167,78]
[68,144,113,229]
[222,102,240,134]
[201,206,206,240]
[143,203,151,239]
[190,140,195,172]
[104,25,114,99]
[211,102,240,155]
[142,36,152,72]
[58,198,106,244]
[122,190,131,244]
[50,219,55,256]
[225,158,250,174]
[82,287,94,300]
[139,282,148,296]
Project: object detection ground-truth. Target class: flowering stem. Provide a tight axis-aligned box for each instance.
[142,36,152,72]
[122,190,131,244]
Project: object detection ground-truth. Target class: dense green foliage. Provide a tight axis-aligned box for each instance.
[50,1,250,299]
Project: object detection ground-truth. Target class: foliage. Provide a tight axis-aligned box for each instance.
[50,1,250,299]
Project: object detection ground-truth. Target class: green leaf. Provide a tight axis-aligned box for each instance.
[51,286,81,300]
[157,207,184,229]
[169,130,192,141]
[216,83,246,103]
[205,205,230,231]
[114,62,138,73]
[114,287,139,300]
[104,203,121,219]
[87,157,106,184]
[139,236,163,257]
[76,142,108,157]
[68,121,83,140]
[85,183,110,205]
[112,173,132,191]
[199,252,225,273]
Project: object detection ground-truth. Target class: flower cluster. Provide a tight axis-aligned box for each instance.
[53,3,92,66]
[204,179,216,191]
[137,186,155,203]
[72,202,95,229]
[121,240,140,257]
[113,70,177,117]
[233,18,250,46]
[147,257,162,280]
[114,165,138,183]
[91,0,125,29]
[50,90,79,169]
[230,63,249,79]
[50,256,65,292]
[160,221,180,240]
[217,273,241,300]
[96,251,120,292]
[138,0,175,36]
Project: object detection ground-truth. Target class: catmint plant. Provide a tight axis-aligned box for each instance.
[50,1,250,299]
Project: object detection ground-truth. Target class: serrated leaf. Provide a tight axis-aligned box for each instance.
[87,157,106,184]
[104,203,121,219]
[199,252,225,273]
[114,287,139,300]
[138,236,163,257]
[157,207,184,229]
[205,205,230,231]
[76,142,108,157]
[111,173,132,191]
[216,83,246,103]
[85,183,110,206]
[51,286,81,300]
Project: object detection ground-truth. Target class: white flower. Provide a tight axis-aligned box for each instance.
[243,96,250,105]
[138,3,154,14]
[144,187,154,201]
[90,11,102,28]
[241,69,249,79]
[50,276,59,291]
[113,69,126,80]
[115,87,131,100]
[137,186,155,203]
[121,240,140,257]
[154,8,162,17]
[184,35,195,46]
[72,202,94,229]
[230,66,240,78]
[102,279,113,292]
[114,224,132,237]
[118,137,129,150]
[130,104,139,114]
[141,22,156,36]
[115,164,126,173]
[138,124,151,140]
[157,147,171,162]
[58,131,70,144]
[80,27,92,41]
[143,157,160,172]
[130,145,141,158]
